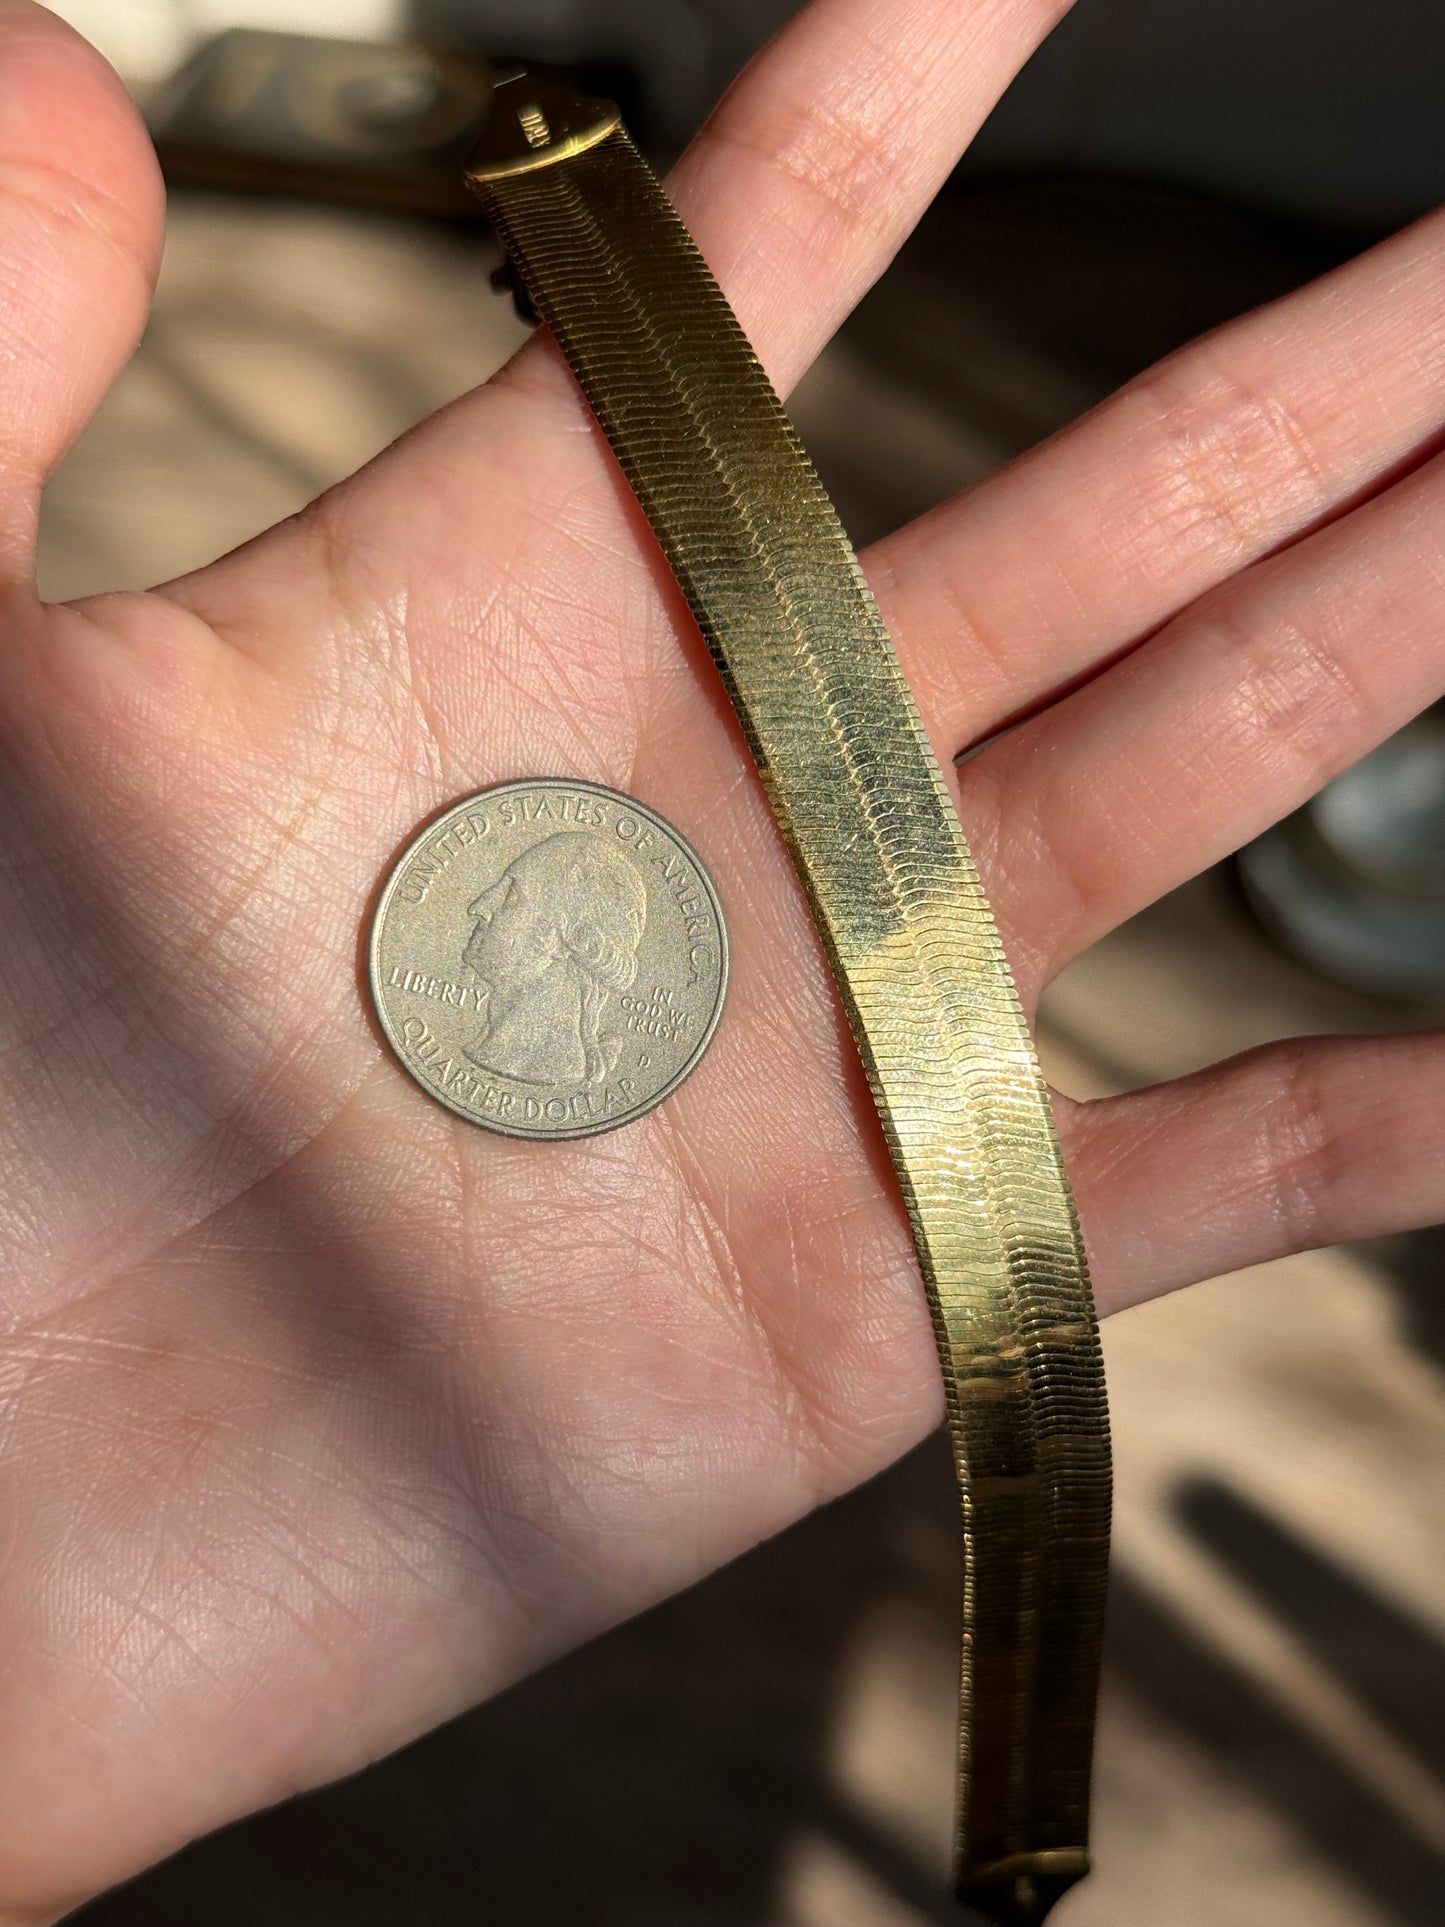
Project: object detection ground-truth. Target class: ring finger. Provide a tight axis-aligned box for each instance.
[962,442,1445,996]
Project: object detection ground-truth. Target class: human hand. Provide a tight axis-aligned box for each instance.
[0,0,1441,1913]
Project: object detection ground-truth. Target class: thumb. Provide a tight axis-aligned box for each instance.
[0,1,163,578]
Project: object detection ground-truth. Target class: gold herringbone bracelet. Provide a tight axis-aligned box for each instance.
[467,76,1112,1923]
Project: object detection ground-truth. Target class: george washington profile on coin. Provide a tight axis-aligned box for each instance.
[368,779,729,1140]
[460,831,648,1088]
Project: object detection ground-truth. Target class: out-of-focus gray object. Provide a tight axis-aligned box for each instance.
[50,4,408,91]
[149,29,497,214]
[1239,708,1445,997]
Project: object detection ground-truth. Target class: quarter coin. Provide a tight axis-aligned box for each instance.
[368,778,729,1139]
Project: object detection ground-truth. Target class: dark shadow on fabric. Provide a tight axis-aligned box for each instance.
[1176,1476,1445,1778]
[1373,1224,1445,1376]
[1111,1561,1445,1926]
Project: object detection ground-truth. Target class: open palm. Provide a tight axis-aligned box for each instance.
[1,0,1441,1914]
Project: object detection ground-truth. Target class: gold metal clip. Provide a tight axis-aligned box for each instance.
[466,73,619,185]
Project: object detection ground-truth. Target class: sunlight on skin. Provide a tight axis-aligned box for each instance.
[0,0,1440,1912]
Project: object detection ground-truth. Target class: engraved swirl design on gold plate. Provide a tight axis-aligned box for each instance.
[461,79,1113,1923]
[369,779,729,1140]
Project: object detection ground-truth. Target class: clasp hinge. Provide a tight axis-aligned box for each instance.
[465,72,619,185]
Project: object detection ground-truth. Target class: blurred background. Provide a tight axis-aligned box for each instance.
[40,2,1445,1922]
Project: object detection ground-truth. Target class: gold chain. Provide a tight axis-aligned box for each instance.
[467,76,1111,1923]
